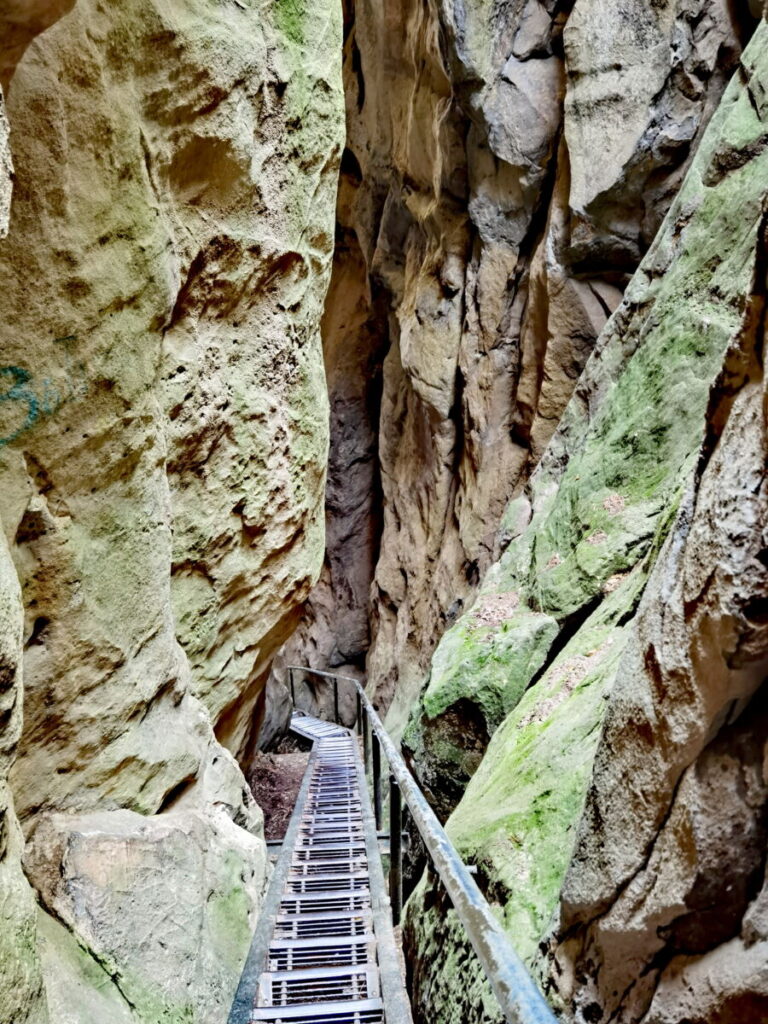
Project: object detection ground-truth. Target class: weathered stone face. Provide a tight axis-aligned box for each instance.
[0,89,11,235]
[0,72,47,1024]
[1,0,341,819]
[0,0,344,1020]
[26,805,266,1024]
[0,524,47,1024]
[280,0,753,754]
[402,20,768,1023]
[563,0,744,267]
[0,2,764,1023]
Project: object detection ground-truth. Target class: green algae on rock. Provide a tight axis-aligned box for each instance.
[403,597,558,818]
[404,14,768,814]
[404,21,768,1021]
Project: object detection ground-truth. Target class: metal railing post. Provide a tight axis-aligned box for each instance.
[363,702,370,772]
[390,774,403,925]
[289,667,295,707]
[333,676,340,724]
[372,730,382,832]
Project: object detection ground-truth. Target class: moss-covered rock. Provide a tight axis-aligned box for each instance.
[406,9,768,810]
[404,21,768,1021]
[403,595,558,817]
[0,0,343,1020]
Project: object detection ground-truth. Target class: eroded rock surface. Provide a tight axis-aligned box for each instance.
[0,89,11,233]
[26,804,265,1023]
[403,21,768,1022]
[0,0,343,1021]
[0,72,47,1024]
[275,163,387,724]
[282,0,755,749]
[0,524,46,1024]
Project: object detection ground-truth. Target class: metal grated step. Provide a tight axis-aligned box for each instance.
[293,844,367,858]
[285,873,370,893]
[267,936,377,972]
[273,910,373,940]
[290,861,368,877]
[279,892,371,917]
[250,997,385,1023]
[258,963,381,1006]
[242,715,393,1022]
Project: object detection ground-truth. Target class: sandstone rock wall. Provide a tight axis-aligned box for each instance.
[403,20,768,1022]
[0,1,343,1021]
[0,73,48,1024]
[281,0,755,741]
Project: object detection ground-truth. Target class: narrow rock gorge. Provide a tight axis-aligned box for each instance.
[0,1,766,1023]
[279,0,761,731]
[283,0,768,1020]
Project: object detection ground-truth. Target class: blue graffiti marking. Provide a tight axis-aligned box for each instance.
[0,367,39,445]
[0,337,87,447]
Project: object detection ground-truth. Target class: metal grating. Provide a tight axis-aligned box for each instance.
[273,911,372,941]
[268,936,377,972]
[258,963,380,1005]
[279,893,371,917]
[251,999,385,1023]
[248,715,390,1024]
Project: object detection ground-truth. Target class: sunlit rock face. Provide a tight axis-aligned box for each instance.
[0,1,343,1021]
[281,0,754,742]
[403,20,768,1023]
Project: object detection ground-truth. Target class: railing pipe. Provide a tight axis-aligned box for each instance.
[354,680,558,1024]
[362,699,370,771]
[389,774,403,925]
[372,730,383,832]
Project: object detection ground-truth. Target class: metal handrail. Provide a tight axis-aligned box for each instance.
[284,666,559,1024]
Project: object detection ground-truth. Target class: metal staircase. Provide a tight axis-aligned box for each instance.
[229,712,413,1024]
[231,669,559,1024]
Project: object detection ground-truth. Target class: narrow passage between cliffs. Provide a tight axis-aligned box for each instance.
[229,669,560,1024]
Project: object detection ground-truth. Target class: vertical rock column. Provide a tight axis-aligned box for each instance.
[0,1,345,1021]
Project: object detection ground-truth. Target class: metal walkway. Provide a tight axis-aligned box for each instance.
[229,712,413,1024]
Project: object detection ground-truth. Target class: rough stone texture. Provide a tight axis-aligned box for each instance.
[404,596,558,819]
[271,157,388,730]
[26,805,266,1024]
[552,142,768,1018]
[0,72,48,1024]
[0,527,47,1024]
[0,0,343,1021]
[0,0,341,817]
[404,5,768,807]
[403,21,768,1023]
[281,0,754,752]
[0,88,11,235]
[37,911,137,1024]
